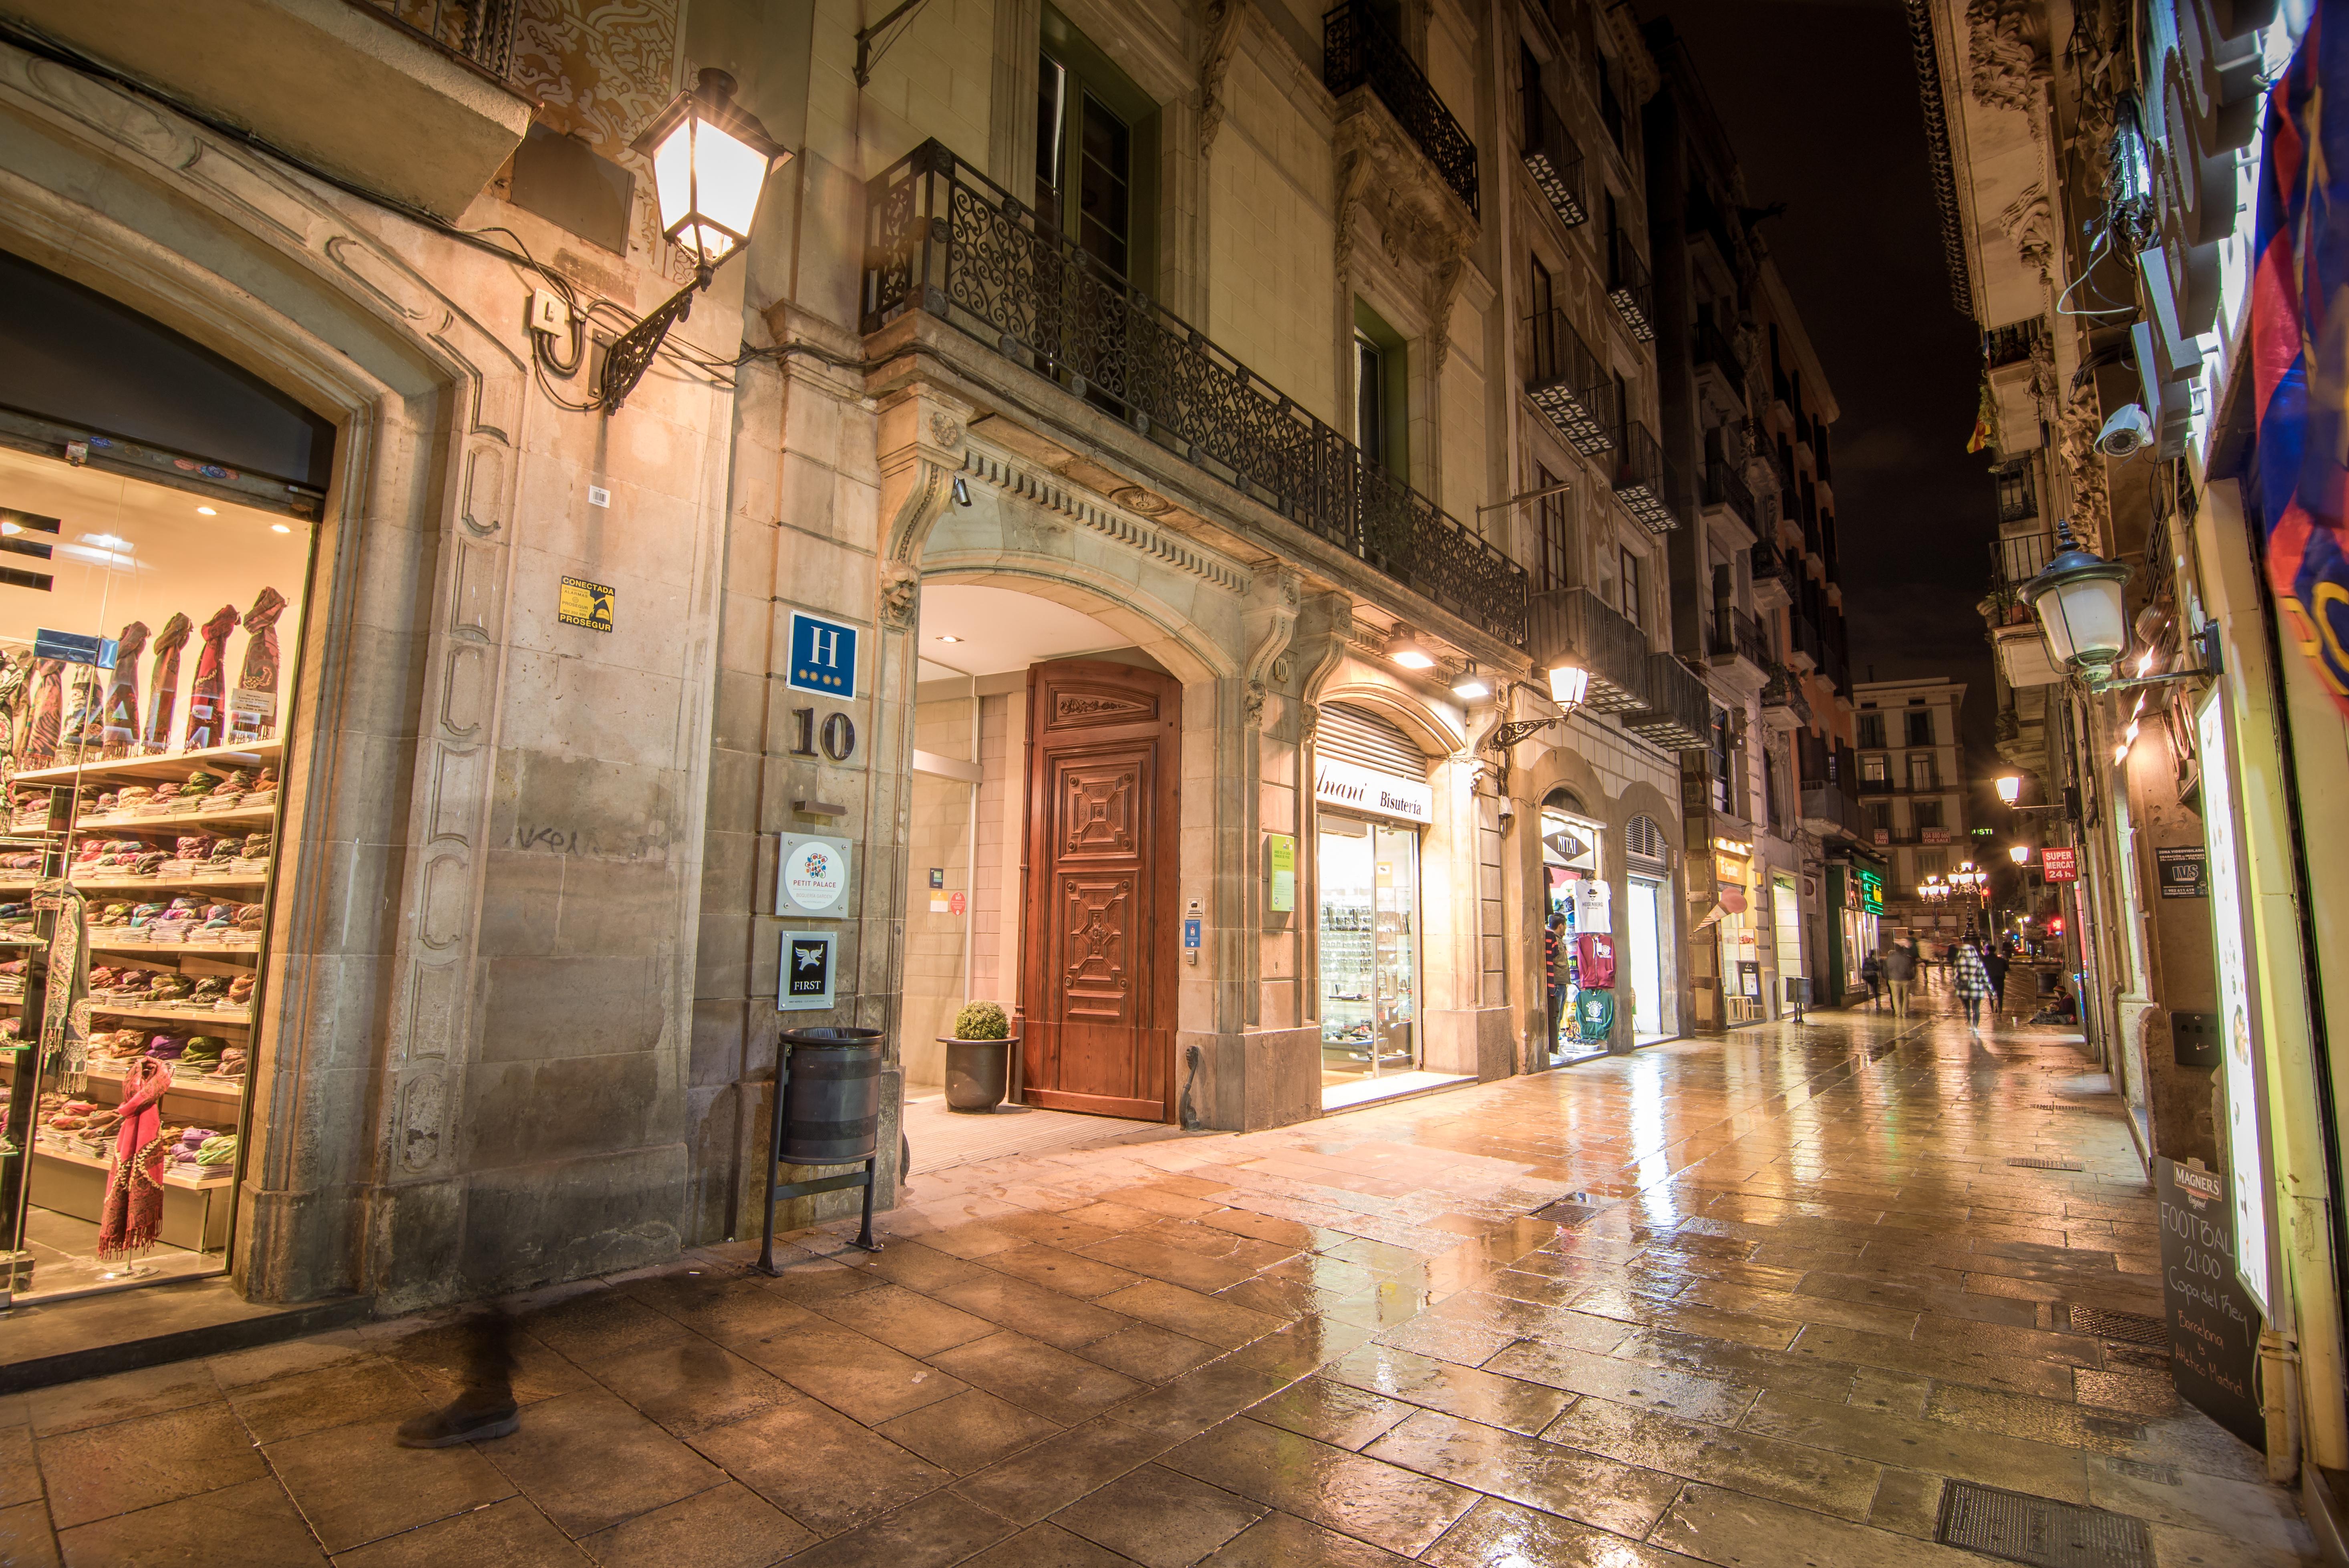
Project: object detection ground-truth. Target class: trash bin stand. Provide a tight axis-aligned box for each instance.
[757,1042,881,1275]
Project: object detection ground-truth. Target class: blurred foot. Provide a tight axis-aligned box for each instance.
[397,1397,519,1448]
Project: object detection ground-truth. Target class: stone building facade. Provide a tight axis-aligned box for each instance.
[0,0,1860,1327]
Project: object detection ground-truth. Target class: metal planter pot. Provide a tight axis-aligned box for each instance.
[940,1035,1019,1113]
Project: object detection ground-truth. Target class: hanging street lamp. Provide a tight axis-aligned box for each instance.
[597,69,793,411]
[2018,517,2222,693]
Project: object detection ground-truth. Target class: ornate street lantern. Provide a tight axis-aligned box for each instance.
[2019,518,2134,689]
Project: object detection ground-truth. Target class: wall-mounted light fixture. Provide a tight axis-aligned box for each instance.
[1386,626,1437,670]
[2019,517,2220,693]
[597,70,791,412]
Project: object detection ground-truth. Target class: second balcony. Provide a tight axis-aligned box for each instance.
[1325,1,1479,217]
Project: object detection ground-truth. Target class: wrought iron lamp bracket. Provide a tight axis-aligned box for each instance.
[595,266,713,412]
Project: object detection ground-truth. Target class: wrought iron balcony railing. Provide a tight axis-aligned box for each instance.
[1800,781,1860,837]
[1605,227,1655,342]
[1527,587,1653,716]
[1984,318,2046,368]
[1702,459,1756,535]
[1760,664,1812,724]
[1787,608,1823,669]
[1710,606,1770,669]
[1750,539,1791,587]
[1991,529,2053,589]
[1522,309,1616,457]
[1609,421,1677,534]
[1624,654,1710,748]
[354,0,520,78]
[1325,1,1479,216]
[1520,92,1586,229]
[1695,318,1745,389]
[861,142,1526,646]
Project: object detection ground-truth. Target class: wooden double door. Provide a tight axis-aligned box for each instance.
[1019,659,1179,1120]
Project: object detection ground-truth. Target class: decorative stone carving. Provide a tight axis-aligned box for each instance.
[929,411,965,449]
[1198,0,1246,158]
[1243,682,1267,728]
[1109,485,1173,516]
[879,562,921,631]
[2001,182,2054,284]
[1298,702,1320,741]
[2057,393,2112,550]
[1965,0,2047,113]
[1331,98,1475,368]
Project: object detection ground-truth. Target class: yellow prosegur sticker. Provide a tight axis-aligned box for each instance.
[560,576,615,632]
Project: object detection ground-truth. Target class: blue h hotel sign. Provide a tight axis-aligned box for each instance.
[786,612,859,699]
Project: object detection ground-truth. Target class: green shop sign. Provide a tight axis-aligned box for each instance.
[1855,869,1884,914]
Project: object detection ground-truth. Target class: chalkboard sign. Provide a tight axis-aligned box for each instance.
[2156,1157,2265,1451]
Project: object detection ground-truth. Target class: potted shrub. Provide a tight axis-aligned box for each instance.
[941,1001,1019,1113]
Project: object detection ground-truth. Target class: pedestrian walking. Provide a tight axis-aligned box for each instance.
[1543,912,1566,1054]
[1860,949,1883,1010]
[1953,938,1993,1029]
[1882,940,1917,1018]
[1982,945,2011,1018]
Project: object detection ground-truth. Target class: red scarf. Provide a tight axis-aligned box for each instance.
[98,1056,173,1259]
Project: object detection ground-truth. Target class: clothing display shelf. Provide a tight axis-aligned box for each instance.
[85,939,258,957]
[74,804,276,833]
[32,1143,232,1190]
[0,1056,242,1108]
[0,998,251,1027]
[10,737,281,787]
[0,875,268,894]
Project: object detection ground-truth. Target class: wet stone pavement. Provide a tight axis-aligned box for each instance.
[0,1001,2318,1567]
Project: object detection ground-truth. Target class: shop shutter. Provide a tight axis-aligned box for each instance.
[1319,702,1431,779]
[1625,814,1671,876]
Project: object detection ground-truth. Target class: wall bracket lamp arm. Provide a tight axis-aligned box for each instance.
[596,270,710,412]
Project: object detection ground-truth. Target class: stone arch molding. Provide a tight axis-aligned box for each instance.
[0,40,530,1298]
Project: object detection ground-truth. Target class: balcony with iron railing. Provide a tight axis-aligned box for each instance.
[355,0,521,76]
[1695,318,1746,394]
[1522,310,1616,457]
[1800,776,1861,838]
[1609,421,1677,534]
[1519,92,1587,231]
[1991,530,2054,589]
[1325,1,1478,217]
[1624,654,1711,749]
[1702,459,1756,537]
[1750,538,1791,590]
[1605,229,1655,343]
[1527,587,1653,716]
[862,141,1526,646]
[1761,664,1812,726]
[1787,608,1823,671]
[1710,605,1770,671]
[1984,318,2046,368]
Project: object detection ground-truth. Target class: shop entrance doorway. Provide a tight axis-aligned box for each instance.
[1626,878,1665,1040]
[1020,659,1179,1118]
[1771,874,1802,1018]
[1317,815,1419,1084]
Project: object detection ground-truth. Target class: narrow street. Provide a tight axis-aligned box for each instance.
[4,999,2308,1567]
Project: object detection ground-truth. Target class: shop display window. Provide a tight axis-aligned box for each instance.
[1318,816,1418,1087]
[1540,802,1608,1064]
[0,447,306,1303]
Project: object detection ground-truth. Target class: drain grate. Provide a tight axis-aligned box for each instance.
[1937,1482,2154,1568]
[2005,1156,2086,1171]
[2069,1306,2168,1345]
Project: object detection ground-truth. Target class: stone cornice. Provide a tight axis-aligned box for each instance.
[958,441,1256,598]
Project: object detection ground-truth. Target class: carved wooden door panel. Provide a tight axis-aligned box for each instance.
[1021,659,1179,1120]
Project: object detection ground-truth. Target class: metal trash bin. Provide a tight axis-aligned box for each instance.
[759,1026,888,1271]
[777,1027,884,1163]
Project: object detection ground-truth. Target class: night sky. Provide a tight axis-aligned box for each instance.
[1638,0,1999,758]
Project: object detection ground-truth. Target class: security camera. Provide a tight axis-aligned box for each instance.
[2095,403,2153,458]
[951,475,972,507]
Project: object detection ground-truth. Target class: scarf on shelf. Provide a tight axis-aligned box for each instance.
[184,605,239,751]
[97,1055,173,1259]
[144,613,192,755]
[60,668,105,762]
[100,621,150,759]
[23,658,62,769]
[231,588,286,743]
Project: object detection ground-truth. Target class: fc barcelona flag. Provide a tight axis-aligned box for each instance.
[2254,1,2349,718]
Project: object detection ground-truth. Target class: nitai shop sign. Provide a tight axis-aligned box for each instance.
[1314,758,1433,825]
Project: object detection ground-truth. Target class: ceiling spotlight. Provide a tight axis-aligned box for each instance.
[1387,627,1436,670]
[1451,662,1492,700]
[0,521,18,537]
[195,505,218,516]
[935,634,962,643]
[1548,663,1591,710]
[270,523,292,534]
